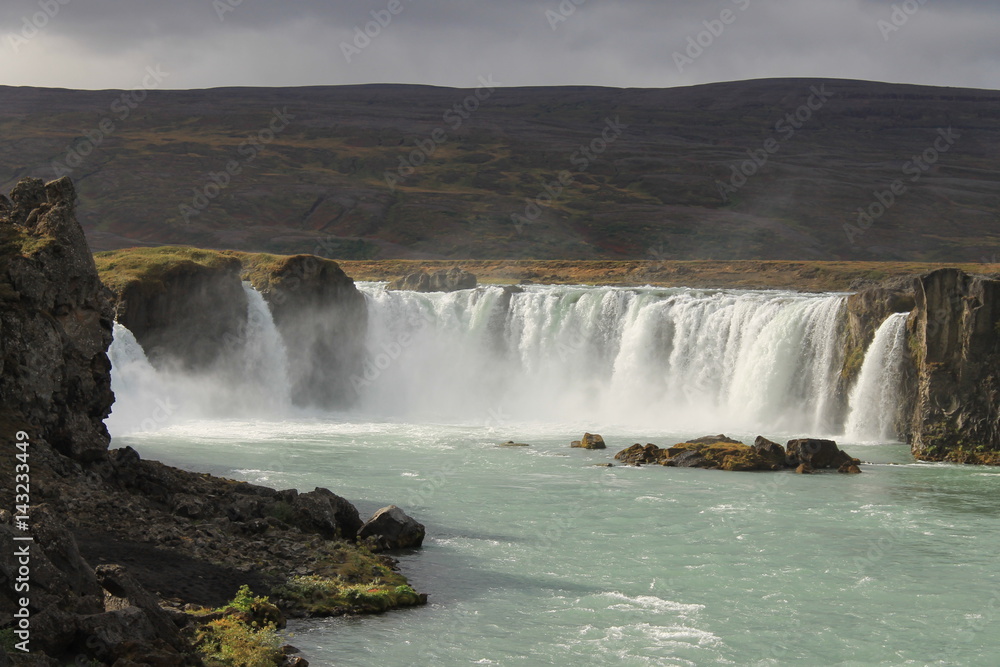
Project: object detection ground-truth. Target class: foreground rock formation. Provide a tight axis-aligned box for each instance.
[0,178,423,666]
[614,435,861,473]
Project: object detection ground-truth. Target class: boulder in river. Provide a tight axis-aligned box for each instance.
[614,443,668,465]
[358,505,426,551]
[785,438,857,469]
[752,436,787,470]
[571,433,607,450]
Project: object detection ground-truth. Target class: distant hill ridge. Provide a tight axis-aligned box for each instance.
[0,78,998,261]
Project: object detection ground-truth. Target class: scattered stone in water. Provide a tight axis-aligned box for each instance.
[614,443,667,465]
[571,433,607,449]
[795,463,814,474]
[611,434,863,474]
[499,441,530,447]
[592,463,614,467]
[786,438,856,469]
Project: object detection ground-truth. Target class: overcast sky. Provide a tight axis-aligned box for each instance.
[0,0,997,91]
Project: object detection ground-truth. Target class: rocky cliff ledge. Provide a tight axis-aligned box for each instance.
[908,268,1000,464]
[843,268,1000,464]
[96,247,367,408]
[1,179,421,666]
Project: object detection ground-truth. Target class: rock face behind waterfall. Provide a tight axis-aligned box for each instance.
[247,254,367,408]
[841,281,917,433]
[97,248,368,409]
[110,250,248,369]
[0,177,114,462]
[909,268,1000,463]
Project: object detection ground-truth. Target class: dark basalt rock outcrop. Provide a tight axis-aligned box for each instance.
[908,268,1000,463]
[388,268,477,292]
[358,506,426,551]
[248,255,367,408]
[612,435,860,473]
[0,177,114,463]
[785,438,855,469]
[614,443,668,465]
[113,254,248,370]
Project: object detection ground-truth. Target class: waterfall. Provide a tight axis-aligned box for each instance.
[844,313,910,442]
[107,284,292,436]
[238,282,293,410]
[354,285,847,434]
[108,281,867,436]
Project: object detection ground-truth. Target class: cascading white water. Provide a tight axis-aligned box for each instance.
[844,312,910,442]
[355,284,848,434]
[109,281,916,439]
[106,284,292,436]
[238,282,293,410]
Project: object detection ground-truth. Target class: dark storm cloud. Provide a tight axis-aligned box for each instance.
[1,0,998,90]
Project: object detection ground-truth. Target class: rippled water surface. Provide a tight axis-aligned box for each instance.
[119,421,1000,666]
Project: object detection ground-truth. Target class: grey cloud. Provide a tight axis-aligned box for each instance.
[0,0,997,90]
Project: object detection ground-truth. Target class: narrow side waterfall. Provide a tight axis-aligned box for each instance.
[107,284,292,436]
[844,312,910,442]
[355,285,848,434]
[238,282,293,410]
